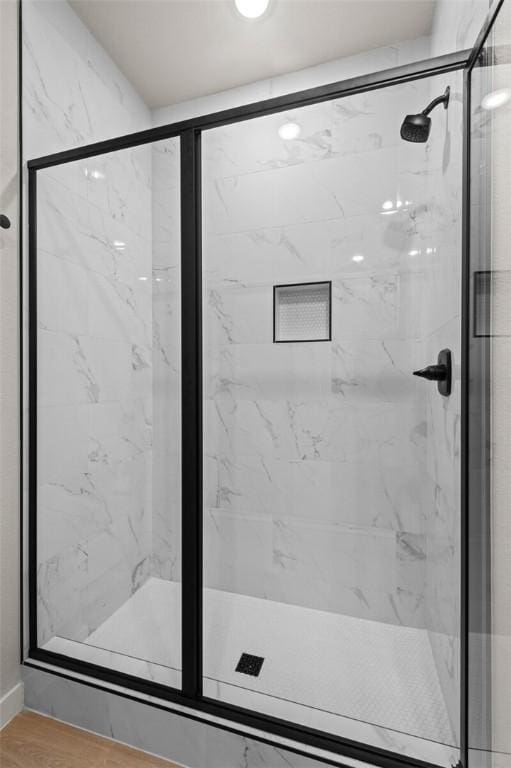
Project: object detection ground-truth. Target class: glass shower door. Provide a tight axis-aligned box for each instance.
[467,0,511,764]
[201,76,463,767]
[34,137,182,687]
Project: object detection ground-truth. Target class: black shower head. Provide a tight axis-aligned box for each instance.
[400,113,432,143]
[400,86,450,143]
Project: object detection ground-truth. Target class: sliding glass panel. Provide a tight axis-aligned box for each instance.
[202,75,462,766]
[35,138,182,687]
[468,1,511,764]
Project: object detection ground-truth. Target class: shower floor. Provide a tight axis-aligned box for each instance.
[44,578,458,766]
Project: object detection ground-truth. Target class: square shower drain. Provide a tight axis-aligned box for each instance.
[235,653,265,677]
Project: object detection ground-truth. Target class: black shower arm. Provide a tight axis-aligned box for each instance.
[422,86,450,116]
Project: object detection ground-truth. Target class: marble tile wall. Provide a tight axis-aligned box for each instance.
[429,0,491,58]
[23,0,155,644]
[201,78,447,630]
[150,139,182,582]
[22,0,150,159]
[151,31,436,619]
[35,146,154,644]
[408,0,491,744]
[418,70,465,747]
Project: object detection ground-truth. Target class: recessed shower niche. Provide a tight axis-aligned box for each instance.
[273,281,331,342]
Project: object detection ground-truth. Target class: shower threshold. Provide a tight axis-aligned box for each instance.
[43,578,458,766]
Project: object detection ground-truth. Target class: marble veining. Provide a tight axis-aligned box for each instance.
[24,0,180,652]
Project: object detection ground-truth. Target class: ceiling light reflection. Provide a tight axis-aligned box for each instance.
[234,0,270,18]
[84,168,105,180]
[278,121,301,140]
[481,89,511,111]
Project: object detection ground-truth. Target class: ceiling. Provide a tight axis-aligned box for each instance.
[70,0,437,109]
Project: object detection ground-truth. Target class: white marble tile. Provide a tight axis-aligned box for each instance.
[205,342,332,403]
[204,509,273,597]
[22,0,150,158]
[331,338,421,402]
[202,80,429,181]
[202,211,433,290]
[416,68,464,743]
[150,136,182,583]
[271,516,397,597]
[33,51,156,639]
[206,400,426,471]
[204,147,418,237]
[430,0,490,58]
[37,330,133,406]
[32,8,155,648]
[205,284,273,346]
[37,251,90,336]
[37,543,89,644]
[272,457,426,533]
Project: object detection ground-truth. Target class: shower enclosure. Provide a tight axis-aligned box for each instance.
[24,3,509,766]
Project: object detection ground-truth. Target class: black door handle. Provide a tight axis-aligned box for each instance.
[0,214,11,229]
[413,364,447,381]
[413,349,452,396]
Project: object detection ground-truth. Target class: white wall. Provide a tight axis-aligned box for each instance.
[0,0,23,729]
[152,37,429,128]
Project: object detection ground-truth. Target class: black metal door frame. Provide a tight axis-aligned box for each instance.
[23,36,493,768]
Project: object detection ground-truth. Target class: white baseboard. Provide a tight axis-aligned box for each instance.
[0,682,24,730]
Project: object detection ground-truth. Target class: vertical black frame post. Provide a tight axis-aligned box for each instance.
[27,165,38,649]
[460,65,471,768]
[180,129,203,698]
[18,0,25,663]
